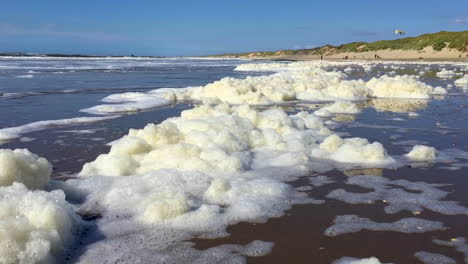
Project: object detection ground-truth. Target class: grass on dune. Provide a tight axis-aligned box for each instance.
[213,31,468,57]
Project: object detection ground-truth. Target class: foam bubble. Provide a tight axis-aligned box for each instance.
[0,183,79,264]
[312,135,395,167]
[314,102,361,117]
[0,149,52,189]
[436,69,458,78]
[405,145,437,161]
[366,75,446,99]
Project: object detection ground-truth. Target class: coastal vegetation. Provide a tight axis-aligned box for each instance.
[215,31,468,57]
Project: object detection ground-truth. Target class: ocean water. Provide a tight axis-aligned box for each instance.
[1,57,468,264]
[0,57,258,127]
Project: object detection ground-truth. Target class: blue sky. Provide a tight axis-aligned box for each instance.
[0,0,467,56]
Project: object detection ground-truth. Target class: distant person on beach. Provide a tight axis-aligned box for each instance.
[320,55,323,60]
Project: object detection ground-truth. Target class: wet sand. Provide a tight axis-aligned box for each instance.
[189,87,468,263]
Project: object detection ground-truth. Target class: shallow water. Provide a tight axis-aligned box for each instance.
[1,57,468,264]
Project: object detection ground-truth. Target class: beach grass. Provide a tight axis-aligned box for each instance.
[213,30,468,57]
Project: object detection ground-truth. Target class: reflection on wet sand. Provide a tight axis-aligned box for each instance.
[332,114,357,123]
[370,98,429,113]
[343,168,384,177]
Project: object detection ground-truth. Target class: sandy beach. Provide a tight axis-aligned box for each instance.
[235,47,468,62]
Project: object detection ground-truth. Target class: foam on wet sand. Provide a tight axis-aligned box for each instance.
[70,101,404,262]
[327,175,468,215]
[332,256,384,264]
[414,251,455,264]
[80,88,187,115]
[325,214,446,236]
[0,116,120,141]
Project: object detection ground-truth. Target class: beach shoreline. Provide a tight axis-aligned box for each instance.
[215,47,468,62]
[246,55,468,62]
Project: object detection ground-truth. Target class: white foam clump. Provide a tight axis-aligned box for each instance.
[86,61,446,111]
[81,88,186,115]
[0,149,52,189]
[67,103,401,262]
[363,65,373,72]
[0,182,78,264]
[80,103,396,177]
[187,63,445,105]
[324,214,446,236]
[312,134,395,167]
[455,74,468,87]
[79,103,333,176]
[186,69,368,104]
[436,69,458,78]
[314,101,361,117]
[366,75,446,99]
[68,169,310,226]
[65,168,308,262]
[333,256,384,264]
[234,61,318,72]
[0,116,120,141]
[327,175,468,215]
[405,145,437,161]
[64,158,305,263]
